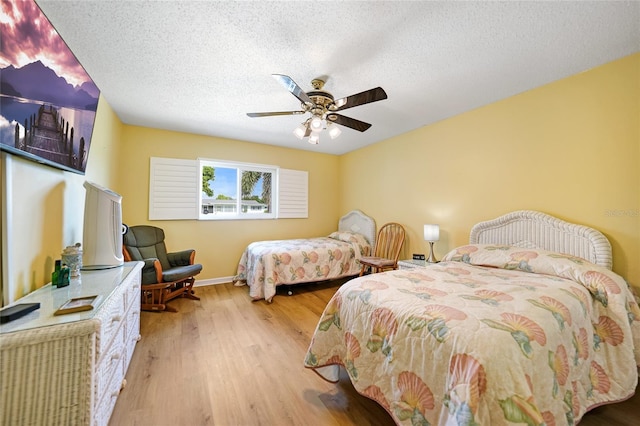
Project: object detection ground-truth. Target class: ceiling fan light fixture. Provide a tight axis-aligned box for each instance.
[328,124,342,139]
[293,123,307,139]
[309,116,323,131]
[247,74,387,146]
[308,132,320,145]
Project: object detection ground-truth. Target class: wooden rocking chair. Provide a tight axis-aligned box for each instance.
[123,225,202,312]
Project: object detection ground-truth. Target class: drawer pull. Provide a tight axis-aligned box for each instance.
[111,353,121,361]
[111,315,122,323]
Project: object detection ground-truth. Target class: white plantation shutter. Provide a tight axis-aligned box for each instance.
[149,157,199,220]
[278,169,308,218]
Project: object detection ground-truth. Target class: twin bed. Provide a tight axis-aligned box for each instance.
[233,210,376,302]
[303,210,640,425]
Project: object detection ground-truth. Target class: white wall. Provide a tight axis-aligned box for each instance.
[1,153,85,303]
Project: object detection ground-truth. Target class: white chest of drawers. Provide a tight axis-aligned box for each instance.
[0,261,143,426]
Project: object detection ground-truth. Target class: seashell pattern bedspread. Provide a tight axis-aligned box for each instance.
[234,231,371,302]
[304,244,640,425]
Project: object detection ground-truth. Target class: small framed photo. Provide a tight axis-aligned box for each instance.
[54,295,99,316]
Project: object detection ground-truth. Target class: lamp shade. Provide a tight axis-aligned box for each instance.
[310,116,323,131]
[424,224,440,242]
[293,124,307,139]
[328,125,342,139]
[308,132,320,144]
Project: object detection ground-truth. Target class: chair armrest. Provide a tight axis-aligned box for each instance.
[140,258,163,285]
[167,249,196,266]
[141,258,157,269]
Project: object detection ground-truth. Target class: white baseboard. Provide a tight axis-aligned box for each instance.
[194,276,236,287]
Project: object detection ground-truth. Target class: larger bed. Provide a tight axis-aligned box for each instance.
[234,210,376,302]
[304,210,640,425]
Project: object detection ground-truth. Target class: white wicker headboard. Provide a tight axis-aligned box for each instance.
[469,210,612,270]
[339,210,377,246]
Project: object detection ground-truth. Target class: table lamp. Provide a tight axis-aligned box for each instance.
[424,224,440,263]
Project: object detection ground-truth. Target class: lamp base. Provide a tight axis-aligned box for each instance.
[427,241,438,263]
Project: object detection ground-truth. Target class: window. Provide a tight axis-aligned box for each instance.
[149,157,307,221]
[200,160,276,220]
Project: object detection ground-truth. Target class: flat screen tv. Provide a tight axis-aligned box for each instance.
[0,0,100,175]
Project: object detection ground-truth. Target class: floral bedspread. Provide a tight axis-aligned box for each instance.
[304,244,640,425]
[234,231,371,302]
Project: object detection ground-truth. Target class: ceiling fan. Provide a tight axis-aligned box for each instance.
[247,74,387,144]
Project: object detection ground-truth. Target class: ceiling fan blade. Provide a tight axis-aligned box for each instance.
[247,111,305,118]
[327,113,372,132]
[333,87,387,111]
[272,74,312,105]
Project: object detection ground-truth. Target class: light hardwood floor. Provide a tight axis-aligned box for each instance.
[110,280,640,426]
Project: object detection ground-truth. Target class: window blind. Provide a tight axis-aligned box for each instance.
[277,169,308,218]
[149,157,199,220]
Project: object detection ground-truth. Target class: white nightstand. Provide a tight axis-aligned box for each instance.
[398,259,430,270]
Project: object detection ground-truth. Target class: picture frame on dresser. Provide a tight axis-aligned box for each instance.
[54,295,99,316]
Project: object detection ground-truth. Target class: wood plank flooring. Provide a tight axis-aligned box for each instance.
[109,280,640,426]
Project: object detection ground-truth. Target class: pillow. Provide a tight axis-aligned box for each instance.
[441,244,633,306]
[442,244,590,272]
[328,231,369,248]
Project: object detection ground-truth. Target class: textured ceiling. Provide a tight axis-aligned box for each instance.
[35,1,640,155]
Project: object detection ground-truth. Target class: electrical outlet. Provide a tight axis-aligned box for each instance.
[413,253,426,261]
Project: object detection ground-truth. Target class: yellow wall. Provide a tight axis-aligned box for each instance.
[340,53,640,289]
[115,126,340,281]
[1,95,123,303]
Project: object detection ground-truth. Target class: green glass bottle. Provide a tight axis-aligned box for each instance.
[52,260,61,288]
[58,263,70,288]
